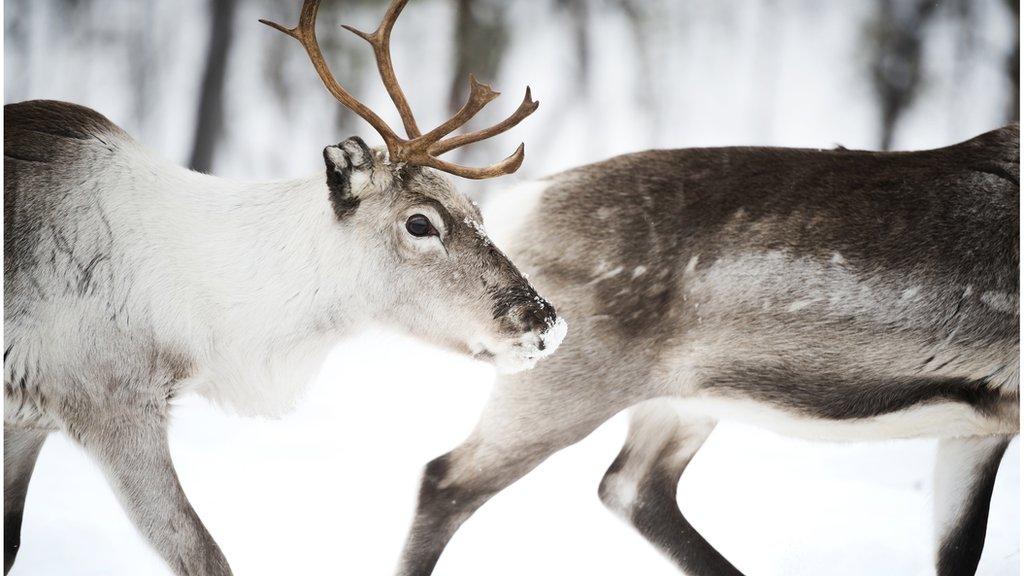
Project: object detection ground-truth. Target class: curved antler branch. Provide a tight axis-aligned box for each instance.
[428,87,539,156]
[419,143,526,180]
[415,75,500,145]
[341,0,421,138]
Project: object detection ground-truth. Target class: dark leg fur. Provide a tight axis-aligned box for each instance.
[934,435,1011,576]
[396,451,501,576]
[598,402,743,576]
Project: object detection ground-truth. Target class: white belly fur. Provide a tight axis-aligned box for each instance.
[671,395,1018,442]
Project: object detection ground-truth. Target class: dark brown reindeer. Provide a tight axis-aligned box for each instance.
[4,1,562,574]
[392,125,1019,575]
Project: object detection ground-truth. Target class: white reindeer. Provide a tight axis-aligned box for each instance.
[3,1,566,574]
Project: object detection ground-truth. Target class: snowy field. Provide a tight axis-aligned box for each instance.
[6,0,1020,574]
[14,333,1020,575]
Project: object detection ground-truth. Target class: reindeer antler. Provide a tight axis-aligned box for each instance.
[260,0,539,180]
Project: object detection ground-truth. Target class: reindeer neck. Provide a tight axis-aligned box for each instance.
[123,158,376,414]
[113,147,370,346]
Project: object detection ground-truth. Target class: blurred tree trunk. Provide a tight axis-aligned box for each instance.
[868,0,937,150]
[130,0,156,138]
[262,0,367,137]
[445,0,509,191]
[946,0,976,138]
[263,0,294,106]
[558,0,591,95]
[323,1,368,136]
[614,0,657,139]
[448,0,509,114]
[189,0,237,173]
[1006,0,1019,122]
[4,0,33,102]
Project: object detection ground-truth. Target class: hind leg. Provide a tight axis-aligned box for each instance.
[4,427,48,575]
[934,435,1011,576]
[598,400,743,576]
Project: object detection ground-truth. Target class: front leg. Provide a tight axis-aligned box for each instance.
[395,398,615,576]
[394,333,640,575]
[70,409,231,576]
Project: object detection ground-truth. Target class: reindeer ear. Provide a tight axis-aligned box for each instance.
[323,136,374,219]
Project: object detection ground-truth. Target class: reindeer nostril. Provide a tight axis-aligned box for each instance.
[520,309,550,334]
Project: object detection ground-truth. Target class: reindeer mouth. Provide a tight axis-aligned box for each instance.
[471,348,496,363]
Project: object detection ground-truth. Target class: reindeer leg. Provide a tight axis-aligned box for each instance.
[395,356,635,576]
[599,400,742,576]
[934,435,1011,576]
[4,427,48,575]
[69,409,232,576]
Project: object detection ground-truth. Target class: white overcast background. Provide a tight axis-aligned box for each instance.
[4,0,1020,574]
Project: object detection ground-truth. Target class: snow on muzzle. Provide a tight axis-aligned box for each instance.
[471,283,568,374]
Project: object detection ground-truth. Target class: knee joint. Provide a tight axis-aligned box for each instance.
[599,466,640,518]
[417,455,489,515]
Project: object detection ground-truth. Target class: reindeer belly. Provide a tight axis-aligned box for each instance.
[662,330,1019,441]
[661,330,1018,441]
[671,390,1018,442]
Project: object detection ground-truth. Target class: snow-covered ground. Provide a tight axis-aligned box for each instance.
[14,331,1020,575]
[6,0,1019,574]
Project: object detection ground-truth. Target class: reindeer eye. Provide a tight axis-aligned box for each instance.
[406,214,436,237]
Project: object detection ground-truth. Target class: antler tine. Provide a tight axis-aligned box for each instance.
[428,87,539,156]
[422,143,527,180]
[260,0,403,156]
[342,0,421,138]
[416,74,500,144]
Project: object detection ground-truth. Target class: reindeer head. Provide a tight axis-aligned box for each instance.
[263,0,565,372]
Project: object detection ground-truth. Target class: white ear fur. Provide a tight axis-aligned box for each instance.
[324,146,349,170]
[340,138,372,167]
